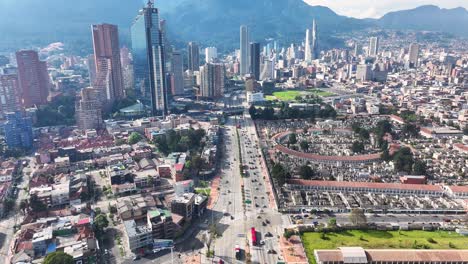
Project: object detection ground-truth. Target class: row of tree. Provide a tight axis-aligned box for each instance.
[249,103,337,121]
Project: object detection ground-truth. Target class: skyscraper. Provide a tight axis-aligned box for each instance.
[408,43,420,68]
[311,19,319,60]
[240,25,250,75]
[188,42,200,72]
[4,111,33,150]
[249,42,261,80]
[15,50,50,107]
[0,74,20,118]
[92,24,125,103]
[369,37,379,57]
[76,87,103,130]
[171,51,184,96]
[200,63,225,98]
[205,47,218,63]
[131,0,168,116]
[304,29,312,63]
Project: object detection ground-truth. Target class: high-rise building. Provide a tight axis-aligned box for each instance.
[170,51,184,96]
[311,19,319,60]
[92,24,125,102]
[4,111,33,150]
[305,19,319,62]
[76,87,103,130]
[408,43,420,68]
[0,74,20,118]
[187,42,200,72]
[356,64,372,81]
[86,55,97,86]
[304,29,312,63]
[131,1,168,116]
[249,42,261,80]
[205,47,218,63]
[15,50,50,107]
[260,59,274,81]
[369,37,379,57]
[199,63,225,98]
[354,43,361,57]
[240,25,250,75]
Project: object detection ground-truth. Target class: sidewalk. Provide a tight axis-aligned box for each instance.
[279,235,309,264]
[207,175,220,210]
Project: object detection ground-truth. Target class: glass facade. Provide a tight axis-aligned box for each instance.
[131,4,167,116]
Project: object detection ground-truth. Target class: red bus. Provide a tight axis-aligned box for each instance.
[251,227,257,246]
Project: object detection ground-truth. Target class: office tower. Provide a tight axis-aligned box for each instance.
[15,50,50,107]
[408,43,420,68]
[76,87,103,130]
[260,59,274,81]
[171,51,184,96]
[311,19,319,60]
[205,47,218,63]
[369,37,379,57]
[86,55,97,86]
[187,42,200,72]
[240,25,250,75]
[354,43,361,57]
[92,24,125,102]
[356,64,372,81]
[304,28,312,63]
[4,111,33,150]
[249,42,261,80]
[199,63,225,98]
[131,1,168,116]
[0,74,20,118]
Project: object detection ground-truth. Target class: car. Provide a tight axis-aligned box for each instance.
[265,220,270,224]
[231,216,234,220]
[262,222,267,226]
[255,204,259,207]
[257,215,262,219]
[265,232,273,237]
[133,256,141,261]
[267,249,277,254]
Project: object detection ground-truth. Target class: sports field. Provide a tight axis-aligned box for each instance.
[266,89,335,101]
[302,230,468,264]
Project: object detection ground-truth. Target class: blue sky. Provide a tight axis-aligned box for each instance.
[305,0,468,18]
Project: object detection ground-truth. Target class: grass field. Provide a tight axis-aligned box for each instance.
[302,230,468,264]
[266,89,335,101]
[308,89,336,97]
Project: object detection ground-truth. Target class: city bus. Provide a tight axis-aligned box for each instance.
[251,227,257,246]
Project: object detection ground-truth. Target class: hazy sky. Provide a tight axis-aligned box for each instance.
[305,0,468,18]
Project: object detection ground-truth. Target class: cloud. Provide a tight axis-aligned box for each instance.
[304,0,468,18]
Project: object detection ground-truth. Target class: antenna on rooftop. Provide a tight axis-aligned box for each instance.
[147,0,154,8]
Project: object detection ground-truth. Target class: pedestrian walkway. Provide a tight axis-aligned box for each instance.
[279,235,309,264]
[207,175,220,209]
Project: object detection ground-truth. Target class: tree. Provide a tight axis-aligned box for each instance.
[359,129,370,140]
[393,147,414,173]
[351,141,365,153]
[299,165,314,180]
[30,194,47,213]
[402,123,419,138]
[381,149,391,161]
[44,252,74,264]
[289,133,297,145]
[128,132,143,145]
[328,218,337,227]
[249,105,257,118]
[19,199,28,212]
[299,141,309,151]
[349,208,367,226]
[413,160,427,175]
[271,163,290,186]
[94,214,109,234]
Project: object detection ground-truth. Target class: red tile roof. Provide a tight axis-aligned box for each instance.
[287,179,444,192]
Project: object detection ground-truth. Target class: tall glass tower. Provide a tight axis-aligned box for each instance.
[131,0,167,116]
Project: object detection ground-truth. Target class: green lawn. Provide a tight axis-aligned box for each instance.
[302,230,468,264]
[308,89,336,97]
[266,89,335,102]
[194,188,211,196]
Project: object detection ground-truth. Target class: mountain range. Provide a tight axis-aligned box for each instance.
[0,0,466,53]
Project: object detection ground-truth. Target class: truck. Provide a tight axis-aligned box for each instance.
[251,227,258,246]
